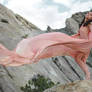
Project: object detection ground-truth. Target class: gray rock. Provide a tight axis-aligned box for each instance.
[0,4,92,92]
[44,80,92,92]
[0,4,44,92]
[65,18,79,34]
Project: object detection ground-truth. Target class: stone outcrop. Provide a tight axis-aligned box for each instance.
[0,4,92,92]
[44,80,92,92]
[0,4,44,92]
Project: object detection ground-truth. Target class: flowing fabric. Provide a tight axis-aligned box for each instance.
[0,32,92,66]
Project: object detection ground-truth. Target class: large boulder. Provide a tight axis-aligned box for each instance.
[44,80,92,92]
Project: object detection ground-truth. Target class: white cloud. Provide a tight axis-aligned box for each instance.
[65,1,92,23]
[6,0,68,30]
[4,0,92,30]
[70,1,92,13]
[53,0,73,7]
[0,0,4,4]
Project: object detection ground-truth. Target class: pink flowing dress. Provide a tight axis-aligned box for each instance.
[0,26,92,66]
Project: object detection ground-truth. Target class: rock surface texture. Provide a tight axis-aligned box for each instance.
[0,4,92,92]
[44,80,92,92]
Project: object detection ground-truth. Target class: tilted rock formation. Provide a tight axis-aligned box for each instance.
[44,80,92,92]
[0,4,92,92]
[0,4,44,92]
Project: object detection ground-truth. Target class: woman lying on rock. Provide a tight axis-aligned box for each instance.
[0,12,92,80]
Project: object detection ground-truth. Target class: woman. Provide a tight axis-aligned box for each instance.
[0,12,92,80]
[70,12,92,80]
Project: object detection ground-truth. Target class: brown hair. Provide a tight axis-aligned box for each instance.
[79,16,85,28]
[83,19,92,26]
[79,16,92,28]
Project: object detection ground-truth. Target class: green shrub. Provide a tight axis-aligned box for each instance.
[20,74,59,92]
[22,34,28,38]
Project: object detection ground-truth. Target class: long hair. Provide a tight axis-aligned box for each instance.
[79,16,85,28]
[79,16,92,28]
[83,19,92,26]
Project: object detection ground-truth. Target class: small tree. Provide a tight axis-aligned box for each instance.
[20,74,59,92]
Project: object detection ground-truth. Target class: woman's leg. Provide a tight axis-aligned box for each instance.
[75,53,90,80]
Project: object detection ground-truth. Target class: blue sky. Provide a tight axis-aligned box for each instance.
[0,0,92,30]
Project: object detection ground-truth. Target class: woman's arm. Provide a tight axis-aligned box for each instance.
[89,23,92,32]
[71,31,80,39]
[88,23,92,39]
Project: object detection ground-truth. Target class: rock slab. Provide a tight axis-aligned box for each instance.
[44,80,92,92]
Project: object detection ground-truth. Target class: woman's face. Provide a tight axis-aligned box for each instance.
[85,12,92,20]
